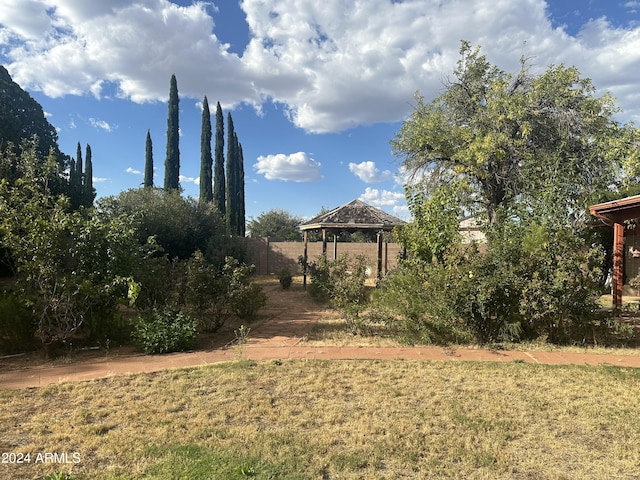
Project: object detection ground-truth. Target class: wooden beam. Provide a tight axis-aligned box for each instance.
[613,222,624,313]
[322,228,327,257]
[303,230,308,289]
[377,231,383,281]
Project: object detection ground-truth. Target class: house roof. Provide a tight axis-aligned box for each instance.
[299,199,406,232]
[589,194,640,225]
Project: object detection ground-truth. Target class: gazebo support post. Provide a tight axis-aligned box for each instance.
[322,228,327,257]
[303,230,308,289]
[333,233,338,260]
[376,231,383,281]
[613,222,624,314]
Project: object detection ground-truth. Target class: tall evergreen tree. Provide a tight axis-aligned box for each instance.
[68,156,78,205]
[68,142,83,209]
[226,112,237,234]
[164,74,180,191]
[238,141,246,236]
[83,143,95,207]
[75,141,83,183]
[144,129,154,188]
[199,96,213,203]
[226,121,246,236]
[213,101,225,215]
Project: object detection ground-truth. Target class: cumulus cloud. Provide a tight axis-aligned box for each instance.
[2,0,640,130]
[349,161,392,183]
[179,175,199,185]
[1,0,257,105]
[359,187,405,207]
[125,167,141,175]
[89,117,115,132]
[254,152,323,182]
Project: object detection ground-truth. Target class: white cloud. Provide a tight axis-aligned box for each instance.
[254,152,322,182]
[125,167,141,175]
[179,175,199,185]
[92,176,108,183]
[349,161,392,183]
[89,117,115,132]
[359,187,405,207]
[2,0,256,105]
[2,0,640,131]
[0,0,52,40]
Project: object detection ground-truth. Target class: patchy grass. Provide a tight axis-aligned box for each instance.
[2,360,640,479]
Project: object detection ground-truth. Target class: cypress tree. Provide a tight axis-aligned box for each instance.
[144,129,154,188]
[213,101,225,215]
[238,141,246,236]
[164,74,180,191]
[225,112,236,234]
[76,141,83,185]
[68,142,83,209]
[199,96,213,203]
[83,143,95,207]
[68,156,78,207]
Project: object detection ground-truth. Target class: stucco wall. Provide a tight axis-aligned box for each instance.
[245,238,402,276]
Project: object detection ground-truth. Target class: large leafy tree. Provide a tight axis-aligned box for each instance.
[144,129,153,188]
[97,188,226,261]
[164,74,180,191]
[247,209,303,240]
[392,41,634,226]
[199,96,213,203]
[213,101,225,215]
[0,66,60,161]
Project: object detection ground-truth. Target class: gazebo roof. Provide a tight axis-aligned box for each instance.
[299,199,405,232]
[589,194,640,225]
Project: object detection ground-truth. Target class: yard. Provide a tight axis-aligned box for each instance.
[2,277,640,479]
[2,360,640,479]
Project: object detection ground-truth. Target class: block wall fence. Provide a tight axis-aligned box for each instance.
[245,237,403,276]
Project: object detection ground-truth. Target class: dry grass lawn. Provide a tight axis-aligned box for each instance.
[2,359,640,479]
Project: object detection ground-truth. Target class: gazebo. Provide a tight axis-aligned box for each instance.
[299,199,406,285]
[589,194,640,312]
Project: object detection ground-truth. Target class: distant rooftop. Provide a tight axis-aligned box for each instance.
[299,199,405,232]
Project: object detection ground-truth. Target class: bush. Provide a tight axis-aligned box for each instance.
[306,254,369,331]
[185,251,230,331]
[132,308,199,354]
[224,257,267,321]
[369,265,472,345]
[278,269,293,290]
[0,291,35,353]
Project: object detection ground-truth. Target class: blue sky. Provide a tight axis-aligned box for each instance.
[1,0,639,221]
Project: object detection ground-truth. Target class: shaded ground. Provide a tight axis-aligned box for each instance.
[3,281,640,389]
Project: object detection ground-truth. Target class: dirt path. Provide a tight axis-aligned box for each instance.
[2,284,640,390]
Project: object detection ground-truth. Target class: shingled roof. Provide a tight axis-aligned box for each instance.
[299,199,405,232]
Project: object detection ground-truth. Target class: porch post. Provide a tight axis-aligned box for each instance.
[377,231,383,281]
[613,222,624,313]
[322,228,327,257]
[303,230,308,289]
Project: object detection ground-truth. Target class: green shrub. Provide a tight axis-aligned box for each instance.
[278,268,293,290]
[224,257,267,321]
[369,265,472,345]
[185,251,229,331]
[132,309,199,354]
[306,254,369,331]
[0,291,35,353]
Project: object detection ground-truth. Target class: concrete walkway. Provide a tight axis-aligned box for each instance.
[2,297,640,390]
